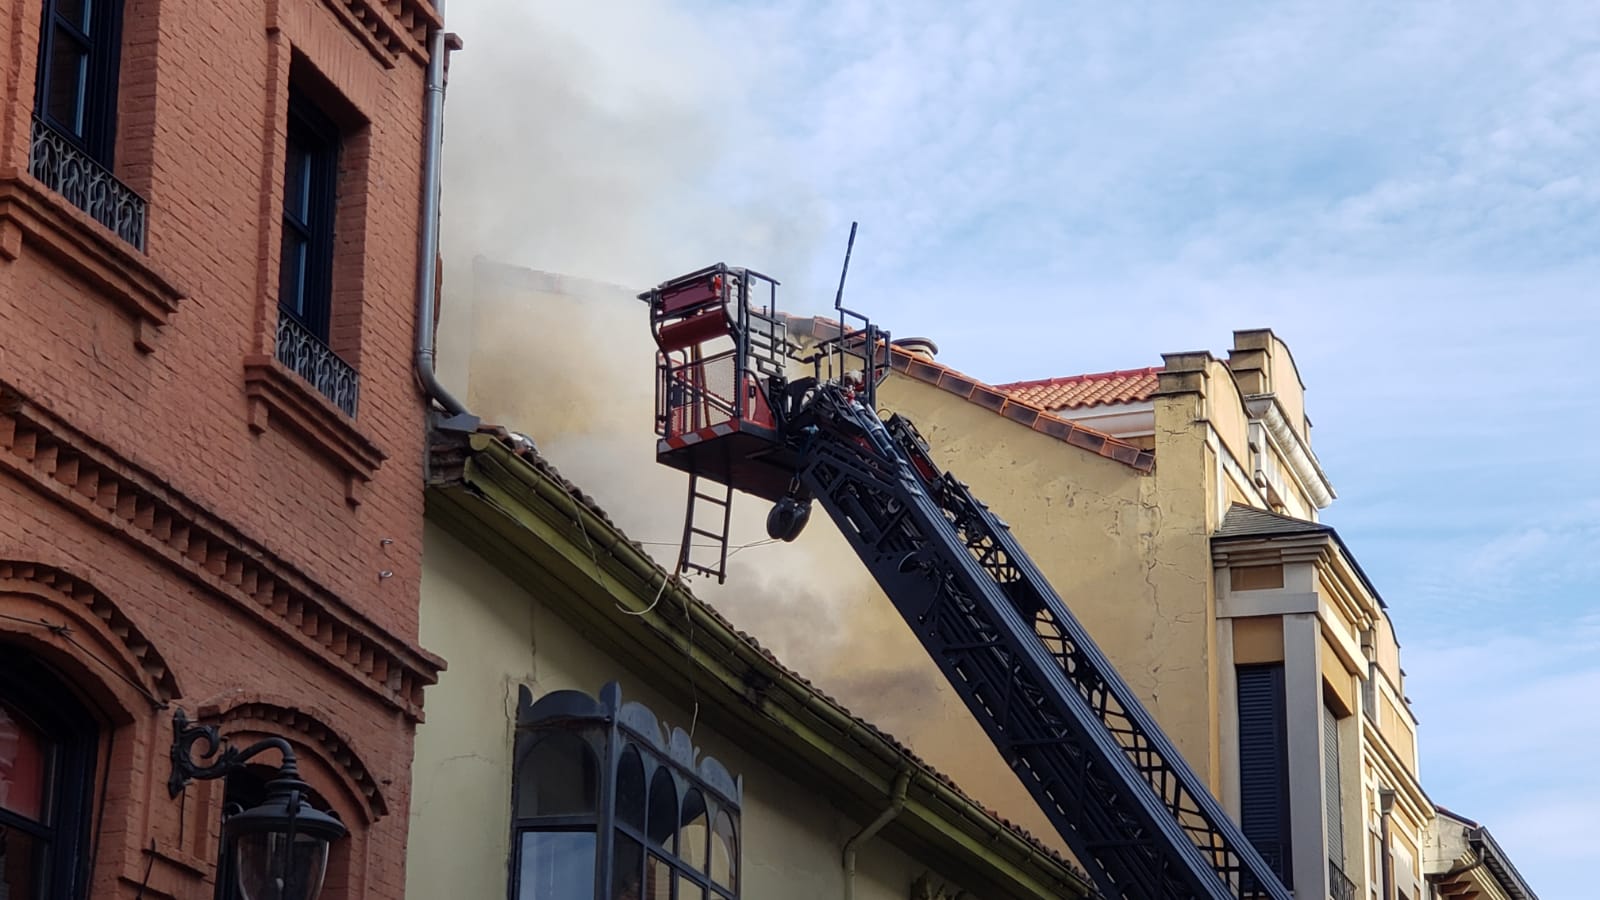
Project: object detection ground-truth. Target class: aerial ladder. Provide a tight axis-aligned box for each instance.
[640,252,1293,900]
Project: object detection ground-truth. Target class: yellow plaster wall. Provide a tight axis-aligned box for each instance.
[1229,331,1310,443]
[409,523,966,900]
[1232,617,1285,664]
[1202,358,1253,486]
[867,371,1221,795]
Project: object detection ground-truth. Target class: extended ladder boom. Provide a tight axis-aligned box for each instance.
[640,264,1291,900]
[790,386,1290,900]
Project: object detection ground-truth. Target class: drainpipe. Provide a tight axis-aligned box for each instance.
[1378,788,1396,900]
[843,769,911,900]
[414,0,478,431]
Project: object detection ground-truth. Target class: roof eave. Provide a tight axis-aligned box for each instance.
[426,431,1095,899]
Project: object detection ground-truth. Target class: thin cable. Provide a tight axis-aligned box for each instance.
[618,570,674,617]
[0,613,163,708]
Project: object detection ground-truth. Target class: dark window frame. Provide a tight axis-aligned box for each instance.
[0,646,99,900]
[33,0,124,163]
[510,683,742,900]
[279,89,341,342]
[1236,662,1293,891]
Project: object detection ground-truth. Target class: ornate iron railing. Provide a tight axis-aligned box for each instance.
[28,115,147,250]
[1328,859,1356,900]
[275,311,359,417]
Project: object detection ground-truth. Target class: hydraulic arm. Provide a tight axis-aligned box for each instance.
[641,264,1292,900]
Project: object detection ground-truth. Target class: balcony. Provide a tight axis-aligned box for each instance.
[28,116,147,251]
[1328,859,1356,900]
[275,311,359,417]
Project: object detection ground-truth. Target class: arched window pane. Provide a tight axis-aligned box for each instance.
[677,790,708,871]
[710,810,737,889]
[0,699,49,820]
[515,732,598,819]
[616,747,645,832]
[646,769,676,849]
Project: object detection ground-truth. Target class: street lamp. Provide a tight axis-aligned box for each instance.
[169,708,348,900]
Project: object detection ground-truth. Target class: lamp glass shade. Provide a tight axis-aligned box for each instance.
[224,780,345,900]
[234,830,330,900]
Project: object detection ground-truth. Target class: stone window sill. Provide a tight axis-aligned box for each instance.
[243,354,386,503]
[0,169,183,352]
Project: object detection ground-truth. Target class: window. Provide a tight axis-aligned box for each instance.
[29,0,147,248]
[0,646,97,900]
[275,88,359,416]
[33,0,123,162]
[1323,704,1344,867]
[279,90,339,344]
[1236,663,1291,891]
[512,684,741,900]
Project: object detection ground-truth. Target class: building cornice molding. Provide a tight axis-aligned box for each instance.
[0,560,183,705]
[0,382,441,720]
[301,0,440,67]
[1246,395,1334,509]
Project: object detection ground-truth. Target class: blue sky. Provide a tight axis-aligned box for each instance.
[445,1,1599,894]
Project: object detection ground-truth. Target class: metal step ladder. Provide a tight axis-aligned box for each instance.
[677,469,734,583]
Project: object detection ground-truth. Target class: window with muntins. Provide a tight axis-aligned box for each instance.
[33,0,123,161]
[0,646,98,900]
[275,88,360,417]
[1236,663,1292,891]
[511,683,742,900]
[29,0,147,248]
[280,91,339,342]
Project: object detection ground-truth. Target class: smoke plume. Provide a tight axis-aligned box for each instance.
[435,0,1061,850]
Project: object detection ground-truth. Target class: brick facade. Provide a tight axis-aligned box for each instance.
[0,0,442,896]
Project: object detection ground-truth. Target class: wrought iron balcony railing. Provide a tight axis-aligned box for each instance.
[275,311,359,417]
[28,115,148,250]
[1328,858,1356,900]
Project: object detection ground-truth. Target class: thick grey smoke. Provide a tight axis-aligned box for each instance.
[434,0,1060,850]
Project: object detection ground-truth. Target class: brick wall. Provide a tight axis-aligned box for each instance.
[0,0,443,896]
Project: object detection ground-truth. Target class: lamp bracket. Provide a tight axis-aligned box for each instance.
[168,707,298,798]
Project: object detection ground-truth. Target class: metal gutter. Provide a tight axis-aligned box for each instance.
[843,769,910,900]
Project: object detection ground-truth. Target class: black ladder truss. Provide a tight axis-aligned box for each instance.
[791,386,1291,900]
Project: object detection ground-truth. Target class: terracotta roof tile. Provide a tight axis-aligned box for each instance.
[994,368,1160,411]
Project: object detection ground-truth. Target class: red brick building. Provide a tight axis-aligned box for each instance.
[0,0,445,896]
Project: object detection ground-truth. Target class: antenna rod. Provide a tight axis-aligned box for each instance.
[833,221,858,312]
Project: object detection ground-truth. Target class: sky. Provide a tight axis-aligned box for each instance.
[442,1,1599,894]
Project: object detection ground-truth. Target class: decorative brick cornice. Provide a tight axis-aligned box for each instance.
[0,382,441,720]
[0,169,185,352]
[198,694,389,821]
[320,0,440,66]
[0,560,183,705]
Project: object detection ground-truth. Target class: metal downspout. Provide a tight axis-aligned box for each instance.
[1378,788,1396,900]
[415,0,477,429]
[843,769,911,900]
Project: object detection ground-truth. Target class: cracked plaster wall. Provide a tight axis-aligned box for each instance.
[859,370,1224,825]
